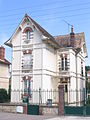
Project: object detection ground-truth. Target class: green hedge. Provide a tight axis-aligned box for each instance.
[0,89,9,103]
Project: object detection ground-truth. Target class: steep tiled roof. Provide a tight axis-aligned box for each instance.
[54,32,84,48]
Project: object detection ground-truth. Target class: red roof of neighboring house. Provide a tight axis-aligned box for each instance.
[87,71,90,77]
[0,59,10,65]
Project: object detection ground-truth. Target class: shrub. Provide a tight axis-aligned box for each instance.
[0,89,8,103]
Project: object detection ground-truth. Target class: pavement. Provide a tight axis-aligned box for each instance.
[47,116,90,120]
[0,112,90,120]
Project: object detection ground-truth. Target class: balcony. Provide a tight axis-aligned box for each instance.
[58,67,70,78]
[22,64,33,73]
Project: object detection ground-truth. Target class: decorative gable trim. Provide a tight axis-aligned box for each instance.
[23,27,33,33]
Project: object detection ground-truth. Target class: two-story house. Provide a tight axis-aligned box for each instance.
[0,46,10,92]
[5,14,87,104]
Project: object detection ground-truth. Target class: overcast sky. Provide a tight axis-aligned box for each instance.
[0,0,90,65]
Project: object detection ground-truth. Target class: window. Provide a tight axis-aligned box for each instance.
[61,57,64,70]
[23,54,33,69]
[65,85,68,92]
[65,57,68,70]
[61,56,68,71]
[24,80,31,97]
[81,62,83,77]
[26,30,30,40]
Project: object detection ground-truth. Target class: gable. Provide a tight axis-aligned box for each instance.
[5,14,59,49]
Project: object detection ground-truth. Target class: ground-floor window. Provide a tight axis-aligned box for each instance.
[23,76,32,98]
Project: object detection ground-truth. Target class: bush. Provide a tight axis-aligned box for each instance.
[0,89,9,103]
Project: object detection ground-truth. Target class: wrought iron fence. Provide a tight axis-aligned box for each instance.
[11,89,59,106]
[10,89,90,106]
[64,89,86,106]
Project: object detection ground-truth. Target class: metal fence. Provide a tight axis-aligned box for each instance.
[9,89,90,106]
[11,89,59,106]
[64,89,86,106]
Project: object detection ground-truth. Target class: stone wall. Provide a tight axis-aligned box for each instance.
[40,106,58,115]
[0,103,27,114]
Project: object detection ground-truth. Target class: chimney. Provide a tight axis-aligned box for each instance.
[0,46,5,61]
[70,26,75,47]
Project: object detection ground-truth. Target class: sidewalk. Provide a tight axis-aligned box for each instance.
[47,116,90,120]
[0,112,54,120]
[0,112,90,120]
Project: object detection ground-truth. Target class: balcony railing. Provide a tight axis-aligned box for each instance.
[23,39,30,44]
[59,68,70,77]
[22,65,33,70]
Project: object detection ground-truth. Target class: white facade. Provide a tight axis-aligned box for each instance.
[5,14,87,104]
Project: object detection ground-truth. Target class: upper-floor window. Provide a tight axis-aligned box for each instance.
[60,54,68,71]
[22,50,33,69]
[23,27,33,43]
[65,57,68,70]
[61,57,64,70]
[81,61,83,77]
[26,30,30,40]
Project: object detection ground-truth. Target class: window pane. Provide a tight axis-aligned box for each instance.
[65,85,68,92]
[26,30,30,39]
[23,54,32,69]
[61,58,64,70]
[28,80,31,97]
[24,80,27,94]
[65,57,68,70]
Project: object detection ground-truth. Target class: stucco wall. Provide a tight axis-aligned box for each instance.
[0,63,10,91]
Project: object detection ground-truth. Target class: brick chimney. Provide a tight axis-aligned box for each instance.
[0,46,5,61]
[70,27,75,47]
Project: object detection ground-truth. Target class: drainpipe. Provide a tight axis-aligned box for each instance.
[75,48,81,105]
[19,28,22,102]
[75,52,78,105]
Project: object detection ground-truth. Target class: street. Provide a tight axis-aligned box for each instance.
[0,112,90,120]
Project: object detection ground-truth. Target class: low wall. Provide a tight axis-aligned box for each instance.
[0,103,27,114]
[40,106,58,115]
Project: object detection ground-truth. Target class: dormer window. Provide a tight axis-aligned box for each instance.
[23,27,33,43]
[26,30,30,40]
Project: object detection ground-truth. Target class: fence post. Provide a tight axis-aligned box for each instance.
[39,88,43,115]
[39,88,42,105]
[83,88,86,116]
[58,85,64,116]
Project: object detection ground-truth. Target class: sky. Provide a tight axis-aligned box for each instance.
[0,0,90,65]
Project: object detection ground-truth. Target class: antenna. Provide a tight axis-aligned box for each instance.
[62,20,73,33]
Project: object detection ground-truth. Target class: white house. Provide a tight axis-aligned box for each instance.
[5,14,87,104]
[0,46,10,92]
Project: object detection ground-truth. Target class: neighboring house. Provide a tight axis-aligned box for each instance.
[86,70,90,98]
[5,14,87,104]
[0,46,10,92]
[87,71,90,83]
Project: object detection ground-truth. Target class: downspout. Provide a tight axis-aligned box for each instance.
[41,42,43,90]
[19,27,22,102]
[75,48,81,105]
[75,52,78,105]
